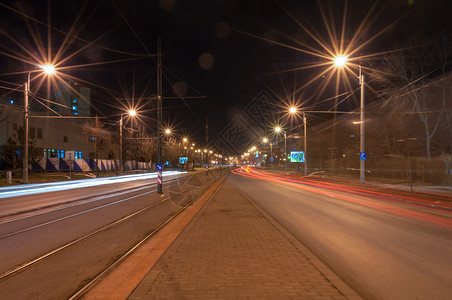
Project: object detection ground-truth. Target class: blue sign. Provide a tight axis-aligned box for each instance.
[270,156,274,162]
[179,157,188,164]
[156,163,163,171]
[290,151,305,163]
[360,152,367,160]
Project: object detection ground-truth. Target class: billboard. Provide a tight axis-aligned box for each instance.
[179,157,188,164]
[290,151,305,163]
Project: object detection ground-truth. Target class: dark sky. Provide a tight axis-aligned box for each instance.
[1,0,452,153]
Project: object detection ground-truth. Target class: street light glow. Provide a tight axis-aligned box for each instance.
[334,55,348,67]
[128,109,136,116]
[165,128,171,135]
[39,64,56,75]
[289,107,297,114]
[275,126,282,133]
[263,137,268,143]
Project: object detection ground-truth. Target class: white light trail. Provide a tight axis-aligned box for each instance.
[0,171,185,199]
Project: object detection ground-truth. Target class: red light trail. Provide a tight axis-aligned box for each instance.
[232,167,452,228]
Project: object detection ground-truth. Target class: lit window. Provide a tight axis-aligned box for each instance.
[73,98,77,103]
[10,99,13,104]
[44,149,47,157]
[61,150,65,158]
[72,105,77,110]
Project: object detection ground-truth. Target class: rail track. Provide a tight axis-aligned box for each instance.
[0,170,227,299]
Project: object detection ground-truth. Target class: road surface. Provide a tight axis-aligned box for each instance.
[231,167,452,300]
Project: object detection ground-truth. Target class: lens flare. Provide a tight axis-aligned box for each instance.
[334,55,348,67]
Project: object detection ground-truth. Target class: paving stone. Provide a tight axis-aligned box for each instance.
[129,177,354,299]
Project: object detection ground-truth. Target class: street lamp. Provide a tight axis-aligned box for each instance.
[262,137,273,169]
[288,107,308,175]
[275,126,287,172]
[334,55,365,183]
[119,109,137,175]
[303,112,307,175]
[182,137,189,171]
[334,55,348,67]
[23,64,56,184]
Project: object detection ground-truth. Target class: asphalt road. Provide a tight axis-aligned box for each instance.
[230,170,452,300]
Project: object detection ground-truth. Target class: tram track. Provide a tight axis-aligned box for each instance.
[0,179,181,239]
[0,170,228,299]
[0,176,182,221]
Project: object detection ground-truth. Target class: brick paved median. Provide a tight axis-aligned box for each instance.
[129,176,356,299]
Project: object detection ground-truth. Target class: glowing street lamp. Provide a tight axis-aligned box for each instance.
[289,106,297,114]
[334,55,365,183]
[119,109,137,175]
[334,55,348,67]
[39,64,56,75]
[23,65,56,184]
[182,137,189,171]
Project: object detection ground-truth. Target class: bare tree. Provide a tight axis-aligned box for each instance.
[431,34,452,154]
[131,123,155,163]
[378,42,446,160]
[82,116,110,173]
[163,137,182,166]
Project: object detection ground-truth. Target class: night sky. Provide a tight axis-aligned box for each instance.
[1,0,451,153]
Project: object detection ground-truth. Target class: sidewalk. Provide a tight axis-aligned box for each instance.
[128,176,360,299]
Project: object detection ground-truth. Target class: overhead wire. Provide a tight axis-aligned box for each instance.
[0,2,150,58]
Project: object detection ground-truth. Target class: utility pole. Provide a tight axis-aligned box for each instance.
[303,112,307,176]
[119,115,123,175]
[157,37,163,194]
[205,115,208,166]
[23,80,29,184]
[359,66,365,184]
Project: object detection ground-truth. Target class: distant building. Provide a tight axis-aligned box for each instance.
[0,82,94,168]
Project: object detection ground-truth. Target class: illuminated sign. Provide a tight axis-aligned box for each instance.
[179,157,188,164]
[290,151,305,163]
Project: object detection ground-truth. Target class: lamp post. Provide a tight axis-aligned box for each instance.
[334,56,365,183]
[289,107,308,175]
[303,112,307,175]
[23,64,55,184]
[275,126,287,172]
[157,37,163,194]
[119,109,136,176]
[183,137,188,171]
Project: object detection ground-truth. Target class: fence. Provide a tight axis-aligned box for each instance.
[31,157,152,172]
[313,155,451,185]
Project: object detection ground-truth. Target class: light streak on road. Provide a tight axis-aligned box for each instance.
[232,167,452,228]
[0,171,185,199]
